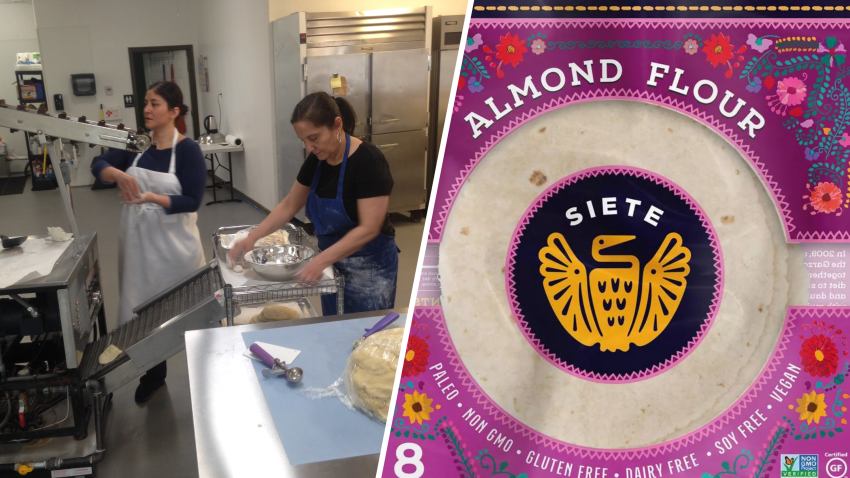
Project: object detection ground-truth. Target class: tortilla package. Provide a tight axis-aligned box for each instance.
[382,4,850,477]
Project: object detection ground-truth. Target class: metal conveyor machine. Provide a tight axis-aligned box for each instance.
[0,101,344,475]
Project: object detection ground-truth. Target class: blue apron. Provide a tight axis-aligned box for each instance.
[306,134,399,315]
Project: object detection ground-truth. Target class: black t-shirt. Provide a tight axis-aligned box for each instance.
[296,142,395,236]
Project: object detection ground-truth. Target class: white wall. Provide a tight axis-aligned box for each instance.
[33,0,200,186]
[0,3,39,172]
[196,0,278,209]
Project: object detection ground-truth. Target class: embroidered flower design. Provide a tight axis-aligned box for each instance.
[777,77,808,105]
[466,33,483,53]
[530,38,547,55]
[457,76,466,92]
[747,33,774,53]
[745,76,763,93]
[495,33,527,68]
[805,182,844,215]
[801,334,841,377]
[804,147,820,161]
[401,335,430,378]
[402,391,434,425]
[841,133,850,148]
[818,36,847,68]
[701,33,747,78]
[467,75,484,93]
[768,77,808,115]
[794,390,828,425]
[683,39,699,55]
[703,33,735,67]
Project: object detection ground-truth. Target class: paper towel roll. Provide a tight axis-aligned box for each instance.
[225,135,242,146]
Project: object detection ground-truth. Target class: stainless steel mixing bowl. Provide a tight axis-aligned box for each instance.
[243,244,316,282]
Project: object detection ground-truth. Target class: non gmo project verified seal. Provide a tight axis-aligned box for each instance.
[782,455,819,477]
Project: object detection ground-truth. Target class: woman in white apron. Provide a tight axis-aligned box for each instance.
[92,81,206,403]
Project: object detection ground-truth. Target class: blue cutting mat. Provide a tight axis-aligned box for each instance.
[241,314,407,466]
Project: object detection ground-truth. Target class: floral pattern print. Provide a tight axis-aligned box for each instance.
[805,182,844,215]
[702,33,748,77]
[402,390,435,426]
[801,333,841,376]
[401,334,430,378]
[767,76,808,115]
[794,391,828,425]
[495,33,527,67]
[818,36,847,67]
[530,38,547,55]
[466,33,483,53]
[747,33,776,53]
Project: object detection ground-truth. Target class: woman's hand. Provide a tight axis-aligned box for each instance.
[294,256,328,282]
[121,191,152,205]
[115,171,142,203]
[228,237,256,265]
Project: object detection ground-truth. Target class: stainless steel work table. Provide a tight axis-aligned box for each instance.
[186,308,407,477]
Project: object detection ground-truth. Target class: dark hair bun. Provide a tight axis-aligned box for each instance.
[291,92,357,136]
[148,81,188,119]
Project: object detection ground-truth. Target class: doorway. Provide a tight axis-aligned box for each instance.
[128,45,200,140]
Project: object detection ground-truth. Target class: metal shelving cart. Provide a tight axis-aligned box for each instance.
[212,223,345,319]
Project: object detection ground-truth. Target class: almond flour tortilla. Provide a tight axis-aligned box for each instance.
[440,100,807,449]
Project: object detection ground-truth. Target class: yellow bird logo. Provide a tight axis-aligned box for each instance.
[538,232,691,352]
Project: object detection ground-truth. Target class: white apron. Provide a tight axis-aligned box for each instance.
[117,129,206,325]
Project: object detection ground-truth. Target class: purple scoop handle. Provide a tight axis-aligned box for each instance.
[250,343,276,368]
[363,313,400,339]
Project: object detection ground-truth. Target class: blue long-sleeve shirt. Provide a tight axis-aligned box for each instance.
[91,139,207,214]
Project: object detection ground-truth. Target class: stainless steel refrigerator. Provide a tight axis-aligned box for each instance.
[272,7,432,221]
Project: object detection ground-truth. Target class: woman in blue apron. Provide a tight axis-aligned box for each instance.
[92,81,206,403]
[229,92,398,315]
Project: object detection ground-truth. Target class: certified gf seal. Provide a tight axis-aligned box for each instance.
[827,458,848,478]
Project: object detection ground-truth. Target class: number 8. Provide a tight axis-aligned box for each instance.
[394,443,424,478]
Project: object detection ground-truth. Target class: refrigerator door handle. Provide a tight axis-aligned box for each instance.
[374,143,399,150]
[370,117,401,125]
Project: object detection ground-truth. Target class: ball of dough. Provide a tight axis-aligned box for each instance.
[233,265,243,273]
[344,327,404,422]
[98,344,123,365]
[261,305,300,321]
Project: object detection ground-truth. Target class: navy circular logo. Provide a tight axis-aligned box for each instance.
[505,167,723,383]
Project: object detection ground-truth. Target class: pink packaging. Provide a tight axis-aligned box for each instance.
[383,5,850,478]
